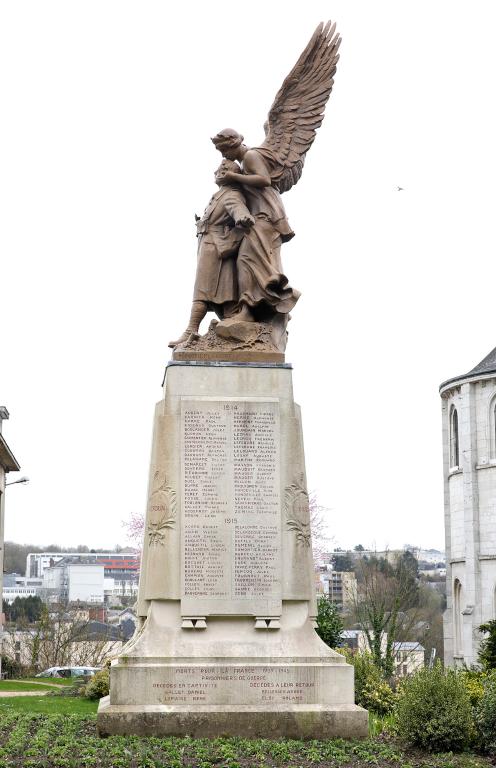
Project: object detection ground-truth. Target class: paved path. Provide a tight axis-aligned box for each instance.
[0,680,66,697]
[19,680,65,688]
[0,690,50,697]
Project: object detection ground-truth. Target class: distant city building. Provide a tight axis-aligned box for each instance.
[318,570,357,612]
[323,549,445,565]
[420,567,446,579]
[25,552,139,606]
[3,586,40,603]
[104,577,139,603]
[3,559,140,608]
[323,549,404,565]
[43,561,105,604]
[3,573,23,588]
[26,551,139,579]
[2,574,43,604]
[441,346,496,667]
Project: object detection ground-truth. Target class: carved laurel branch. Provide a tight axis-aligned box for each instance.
[285,473,311,547]
[147,478,177,547]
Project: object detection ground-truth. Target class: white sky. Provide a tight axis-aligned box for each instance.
[1,0,495,553]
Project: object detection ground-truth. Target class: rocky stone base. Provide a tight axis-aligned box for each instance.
[172,317,287,363]
[97,699,368,739]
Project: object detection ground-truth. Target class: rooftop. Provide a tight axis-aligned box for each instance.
[393,642,425,651]
[0,433,20,472]
[440,346,496,392]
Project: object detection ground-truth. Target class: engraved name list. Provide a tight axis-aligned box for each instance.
[181,398,281,616]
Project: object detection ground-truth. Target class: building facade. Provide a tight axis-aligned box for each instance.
[26,551,139,580]
[393,642,425,677]
[318,569,357,612]
[43,561,105,604]
[0,407,21,677]
[441,347,496,666]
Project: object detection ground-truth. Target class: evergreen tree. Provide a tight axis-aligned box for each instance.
[478,620,496,670]
[316,596,343,649]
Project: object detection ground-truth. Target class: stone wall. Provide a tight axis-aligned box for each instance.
[442,374,496,667]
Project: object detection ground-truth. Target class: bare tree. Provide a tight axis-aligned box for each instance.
[308,492,333,566]
[122,511,145,557]
[2,605,122,672]
[352,550,421,677]
[122,493,332,578]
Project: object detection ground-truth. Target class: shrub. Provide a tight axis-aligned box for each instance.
[339,649,396,715]
[0,655,24,679]
[81,668,109,700]
[479,620,496,671]
[315,596,343,649]
[395,663,473,751]
[475,674,496,753]
[360,677,396,716]
[458,668,487,709]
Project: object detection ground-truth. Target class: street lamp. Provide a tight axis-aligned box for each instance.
[5,476,29,487]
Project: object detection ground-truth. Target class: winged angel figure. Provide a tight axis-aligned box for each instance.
[170,22,340,350]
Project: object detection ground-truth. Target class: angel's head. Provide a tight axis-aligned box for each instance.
[212,128,245,160]
[215,159,241,187]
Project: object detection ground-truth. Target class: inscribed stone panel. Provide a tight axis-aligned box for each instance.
[181,398,281,616]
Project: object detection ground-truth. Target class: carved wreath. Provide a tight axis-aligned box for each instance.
[285,474,311,547]
[147,472,177,546]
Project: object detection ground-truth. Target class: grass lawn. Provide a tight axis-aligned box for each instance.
[0,696,98,714]
[0,711,492,767]
[22,677,75,686]
[0,681,60,692]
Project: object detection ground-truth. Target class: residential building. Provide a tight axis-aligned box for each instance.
[0,407,21,678]
[393,642,425,677]
[339,629,388,655]
[2,622,126,670]
[440,347,496,666]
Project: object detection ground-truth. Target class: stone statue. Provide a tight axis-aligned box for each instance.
[171,21,341,361]
[169,160,254,348]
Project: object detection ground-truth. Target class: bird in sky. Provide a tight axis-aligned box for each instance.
[397,186,404,191]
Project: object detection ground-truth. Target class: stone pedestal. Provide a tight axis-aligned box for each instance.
[97,361,367,739]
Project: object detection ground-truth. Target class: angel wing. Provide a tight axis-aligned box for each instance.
[259,21,341,194]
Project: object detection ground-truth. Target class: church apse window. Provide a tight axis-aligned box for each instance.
[489,393,496,462]
[450,406,459,469]
[454,578,463,658]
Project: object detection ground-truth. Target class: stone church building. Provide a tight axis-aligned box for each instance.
[441,347,496,666]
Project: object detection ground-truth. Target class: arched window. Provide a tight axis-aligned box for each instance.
[450,406,459,469]
[484,391,496,461]
[454,578,463,657]
[493,399,496,460]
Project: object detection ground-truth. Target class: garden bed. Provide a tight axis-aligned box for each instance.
[0,713,492,768]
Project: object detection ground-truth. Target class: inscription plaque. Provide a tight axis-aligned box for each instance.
[146,665,319,706]
[181,398,281,616]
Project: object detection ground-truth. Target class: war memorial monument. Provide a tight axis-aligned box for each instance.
[97,21,368,739]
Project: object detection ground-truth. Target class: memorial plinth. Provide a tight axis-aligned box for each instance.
[97,361,367,739]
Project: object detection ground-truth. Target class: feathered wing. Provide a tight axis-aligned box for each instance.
[260,21,341,193]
